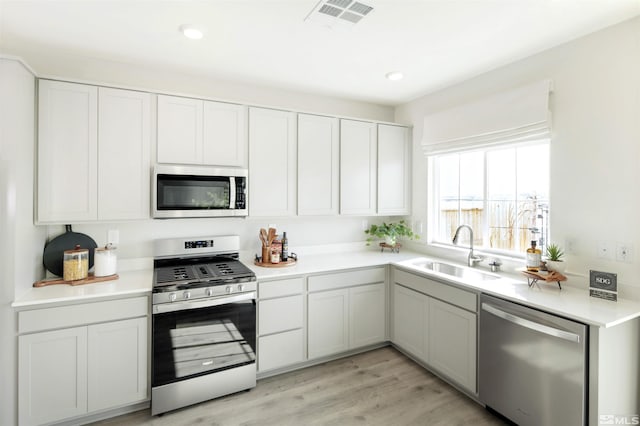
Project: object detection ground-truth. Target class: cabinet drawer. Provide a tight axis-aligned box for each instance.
[394,269,477,312]
[308,267,385,292]
[19,296,149,334]
[259,277,304,299]
[258,329,304,372]
[259,295,303,335]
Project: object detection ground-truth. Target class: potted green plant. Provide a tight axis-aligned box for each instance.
[545,243,566,273]
[364,220,418,247]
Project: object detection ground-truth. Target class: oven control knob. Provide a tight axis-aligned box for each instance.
[183,291,191,300]
[226,285,233,294]
[205,288,214,297]
[169,293,177,302]
[237,284,245,292]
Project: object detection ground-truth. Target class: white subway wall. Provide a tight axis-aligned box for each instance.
[395,16,640,292]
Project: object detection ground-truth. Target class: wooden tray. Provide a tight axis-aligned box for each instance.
[254,258,297,268]
[34,273,119,288]
[520,268,566,289]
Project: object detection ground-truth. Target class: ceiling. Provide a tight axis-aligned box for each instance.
[1,0,639,105]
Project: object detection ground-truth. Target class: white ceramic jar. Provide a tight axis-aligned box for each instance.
[94,245,117,277]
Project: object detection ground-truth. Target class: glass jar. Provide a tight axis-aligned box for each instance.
[63,245,89,281]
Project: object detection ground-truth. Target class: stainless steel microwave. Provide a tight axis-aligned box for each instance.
[153,165,248,218]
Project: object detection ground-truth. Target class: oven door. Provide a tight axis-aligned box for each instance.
[152,292,256,388]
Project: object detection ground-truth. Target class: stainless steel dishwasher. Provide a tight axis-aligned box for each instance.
[479,294,587,426]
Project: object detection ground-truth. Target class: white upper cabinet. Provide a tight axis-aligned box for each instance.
[378,124,411,215]
[297,114,339,216]
[37,80,151,223]
[157,94,247,167]
[340,119,378,215]
[98,87,151,220]
[157,95,202,164]
[248,107,297,217]
[203,100,247,167]
[38,80,98,222]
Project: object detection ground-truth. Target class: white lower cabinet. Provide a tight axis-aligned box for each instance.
[308,268,386,359]
[87,317,148,412]
[392,284,428,362]
[428,298,477,393]
[258,278,305,373]
[349,283,386,348]
[308,288,349,358]
[18,327,89,426]
[392,268,478,394]
[18,297,149,426]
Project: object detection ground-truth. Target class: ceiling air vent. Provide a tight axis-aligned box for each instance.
[305,0,374,28]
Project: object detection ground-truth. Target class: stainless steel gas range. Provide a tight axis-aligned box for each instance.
[151,235,257,416]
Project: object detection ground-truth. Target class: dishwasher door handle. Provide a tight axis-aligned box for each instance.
[481,302,581,343]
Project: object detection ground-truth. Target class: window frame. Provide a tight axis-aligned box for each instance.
[427,140,550,258]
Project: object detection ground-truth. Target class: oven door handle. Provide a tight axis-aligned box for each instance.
[153,291,256,314]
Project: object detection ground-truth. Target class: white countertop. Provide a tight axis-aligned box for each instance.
[13,249,640,328]
[242,249,420,280]
[12,269,153,309]
[247,249,640,328]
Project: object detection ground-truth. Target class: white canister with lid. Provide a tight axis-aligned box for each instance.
[94,244,117,277]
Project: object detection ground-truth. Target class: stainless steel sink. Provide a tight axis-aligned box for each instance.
[414,261,500,281]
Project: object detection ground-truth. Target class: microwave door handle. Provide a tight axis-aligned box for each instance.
[229,177,236,209]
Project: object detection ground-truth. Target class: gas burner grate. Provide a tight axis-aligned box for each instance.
[215,263,235,275]
[156,266,198,284]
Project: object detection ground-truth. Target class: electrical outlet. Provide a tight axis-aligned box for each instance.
[564,237,576,255]
[361,220,369,231]
[107,229,119,246]
[616,243,634,263]
[596,241,613,260]
[414,221,423,234]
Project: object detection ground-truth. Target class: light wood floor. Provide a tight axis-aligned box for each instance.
[93,347,507,426]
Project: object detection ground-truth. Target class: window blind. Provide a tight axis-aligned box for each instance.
[421,80,552,156]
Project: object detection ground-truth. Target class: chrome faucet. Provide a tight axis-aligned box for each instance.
[452,225,483,267]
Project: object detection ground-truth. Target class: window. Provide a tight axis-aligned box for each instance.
[431,142,549,255]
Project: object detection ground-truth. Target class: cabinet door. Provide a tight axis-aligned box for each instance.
[248,107,297,217]
[38,80,98,222]
[259,295,304,335]
[340,119,377,215]
[98,87,151,220]
[203,101,247,167]
[378,124,410,215]
[392,284,428,362]
[87,317,148,412]
[349,283,386,348]
[297,114,339,215]
[428,298,477,393]
[258,329,305,372]
[157,95,203,164]
[308,288,349,359]
[19,327,88,426]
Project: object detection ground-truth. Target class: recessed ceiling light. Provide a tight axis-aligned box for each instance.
[386,71,404,81]
[180,24,203,40]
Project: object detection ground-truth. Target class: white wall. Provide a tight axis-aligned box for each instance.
[396,16,640,295]
[0,58,47,426]
[10,49,394,123]
[54,216,380,266]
